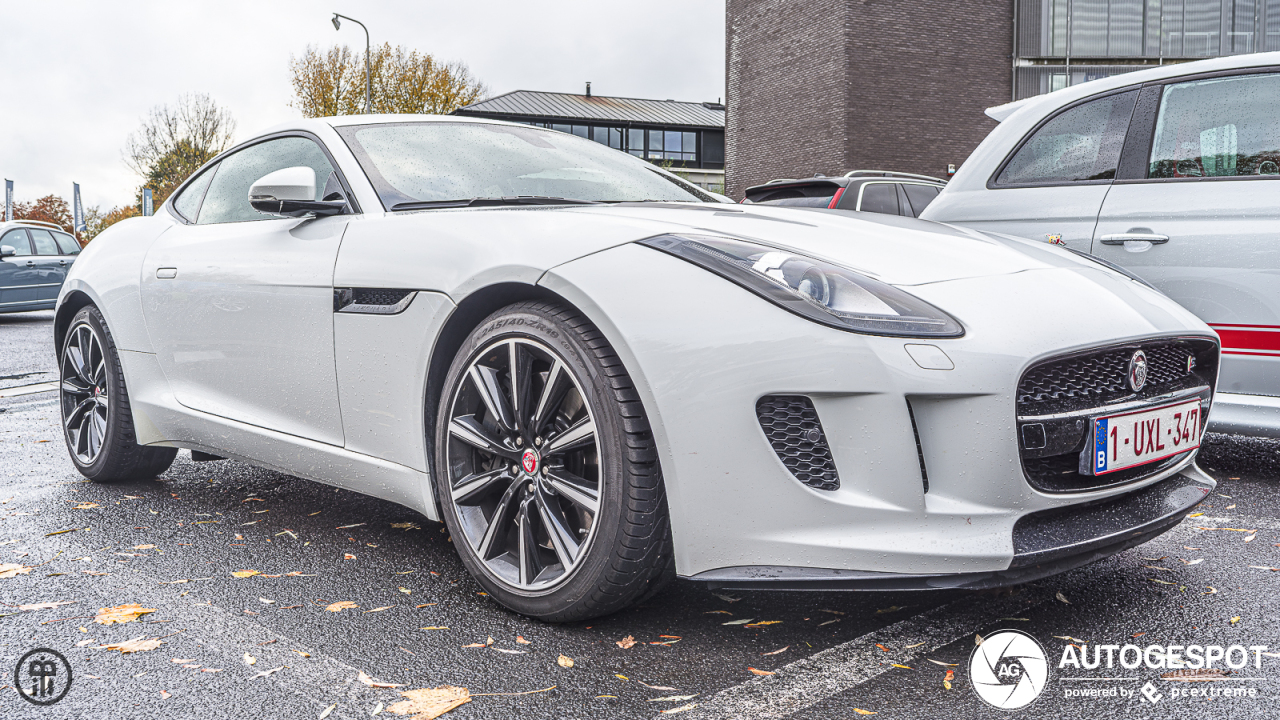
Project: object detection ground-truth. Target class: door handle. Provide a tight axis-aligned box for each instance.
[1100,232,1169,245]
[24,260,34,266]
[58,260,67,266]
[156,267,178,279]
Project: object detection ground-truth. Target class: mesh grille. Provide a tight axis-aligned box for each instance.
[351,288,412,306]
[756,395,839,491]
[1017,340,1215,417]
[1016,338,1218,493]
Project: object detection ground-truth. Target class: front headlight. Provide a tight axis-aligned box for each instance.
[639,233,964,338]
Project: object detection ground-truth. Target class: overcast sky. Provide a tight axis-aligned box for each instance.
[0,1,725,210]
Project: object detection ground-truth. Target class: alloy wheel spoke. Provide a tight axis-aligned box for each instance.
[469,364,515,434]
[448,415,519,460]
[65,397,95,432]
[544,468,600,514]
[530,360,568,436]
[509,340,535,432]
[61,377,91,396]
[516,498,540,586]
[451,467,512,504]
[542,416,595,457]
[476,481,522,560]
[535,488,580,569]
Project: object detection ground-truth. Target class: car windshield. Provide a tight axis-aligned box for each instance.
[336,121,715,209]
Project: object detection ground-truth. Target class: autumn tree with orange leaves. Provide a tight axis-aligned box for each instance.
[289,43,487,118]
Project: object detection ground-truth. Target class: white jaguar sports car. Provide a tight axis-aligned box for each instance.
[57,115,1219,621]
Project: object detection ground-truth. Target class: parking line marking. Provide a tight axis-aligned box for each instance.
[680,521,1207,719]
[0,381,58,398]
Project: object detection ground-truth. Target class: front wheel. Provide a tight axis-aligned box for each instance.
[434,301,672,622]
[60,306,177,481]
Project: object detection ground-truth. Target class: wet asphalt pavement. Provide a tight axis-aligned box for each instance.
[2,310,1280,719]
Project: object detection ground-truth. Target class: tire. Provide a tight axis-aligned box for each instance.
[59,306,177,481]
[434,301,672,622]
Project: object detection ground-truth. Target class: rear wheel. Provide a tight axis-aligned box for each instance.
[60,306,177,481]
[434,301,672,621]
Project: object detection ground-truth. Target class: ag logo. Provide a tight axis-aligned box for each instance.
[969,630,1048,710]
[14,647,72,706]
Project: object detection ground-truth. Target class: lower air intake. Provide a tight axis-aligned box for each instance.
[756,395,839,491]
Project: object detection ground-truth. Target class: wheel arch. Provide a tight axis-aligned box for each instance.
[54,290,97,354]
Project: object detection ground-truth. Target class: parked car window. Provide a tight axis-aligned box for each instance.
[995,90,1138,186]
[1149,73,1280,179]
[27,228,60,255]
[52,231,81,255]
[858,183,899,214]
[1,229,32,255]
[902,184,940,216]
[197,137,335,225]
[172,164,218,222]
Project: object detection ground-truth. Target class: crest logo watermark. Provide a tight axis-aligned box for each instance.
[969,630,1049,710]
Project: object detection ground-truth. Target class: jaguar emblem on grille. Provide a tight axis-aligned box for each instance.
[1128,350,1148,392]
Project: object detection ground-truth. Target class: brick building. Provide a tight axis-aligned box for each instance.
[725,0,1280,198]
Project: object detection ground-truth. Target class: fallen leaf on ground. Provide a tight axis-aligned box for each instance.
[344,554,357,560]
[1150,578,1177,586]
[1231,616,1242,625]
[364,606,394,613]
[852,709,877,715]
[319,704,336,719]
[660,705,696,715]
[95,603,156,625]
[359,670,405,688]
[746,621,781,627]
[747,667,774,676]
[387,686,471,719]
[818,609,845,615]
[649,694,698,702]
[244,653,256,665]
[876,643,890,652]
[293,650,311,658]
[160,690,171,699]
[252,666,284,679]
[461,643,486,648]
[637,680,676,690]
[1056,592,1070,604]
[557,655,574,668]
[704,610,732,615]
[172,658,195,663]
[975,634,983,646]
[420,626,448,631]
[103,635,163,654]
[1204,587,1219,595]
[615,674,628,681]
[721,618,754,626]
[890,663,912,669]
[133,544,156,550]
[875,606,905,614]
[18,600,77,611]
[516,636,531,645]
[399,587,412,595]
[927,659,959,667]
[0,563,33,578]
[73,502,100,510]
[712,593,740,603]
[616,635,637,649]
[492,648,526,655]
[326,601,358,612]
[391,522,420,530]
[762,646,789,656]
[232,570,260,579]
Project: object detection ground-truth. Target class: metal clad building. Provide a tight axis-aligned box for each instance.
[727,0,1280,198]
[453,89,726,190]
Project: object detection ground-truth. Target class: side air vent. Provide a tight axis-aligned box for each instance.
[756,395,839,491]
[334,288,416,315]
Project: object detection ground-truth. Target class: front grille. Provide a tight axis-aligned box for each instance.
[756,395,839,491]
[1015,338,1218,493]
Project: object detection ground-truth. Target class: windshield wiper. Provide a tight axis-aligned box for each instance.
[390,196,602,211]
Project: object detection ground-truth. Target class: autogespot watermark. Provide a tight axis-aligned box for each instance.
[967,630,1269,710]
[13,648,73,706]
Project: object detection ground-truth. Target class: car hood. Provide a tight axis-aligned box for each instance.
[568,203,1104,286]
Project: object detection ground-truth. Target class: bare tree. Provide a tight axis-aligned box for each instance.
[124,93,236,178]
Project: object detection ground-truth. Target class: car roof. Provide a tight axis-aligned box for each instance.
[252,113,528,138]
[0,220,71,233]
[744,174,945,197]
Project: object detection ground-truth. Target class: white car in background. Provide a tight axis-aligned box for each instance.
[923,52,1280,439]
[58,115,1218,621]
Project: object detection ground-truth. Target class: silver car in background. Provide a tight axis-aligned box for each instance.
[924,52,1280,438]
[0,220,81,313]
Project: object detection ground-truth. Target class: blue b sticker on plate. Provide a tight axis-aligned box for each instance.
[1093,417,1109,474]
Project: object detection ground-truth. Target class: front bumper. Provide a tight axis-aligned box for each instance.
[687,465,1213,590]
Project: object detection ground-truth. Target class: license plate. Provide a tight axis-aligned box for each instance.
[1088,399,1202,475]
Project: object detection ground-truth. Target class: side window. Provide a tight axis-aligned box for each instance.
[1149,73,1280,179]
[172,164,218,222]
[995,90,1138,186]
[28,228,60,255]
[1,229,32,255]
[197,137,336,225]
[858,183,899,215]
[52,231,81,255]
[903,184,940,216]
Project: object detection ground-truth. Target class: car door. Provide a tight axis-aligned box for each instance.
[1093,72,1280,398]
[933,90,1138,251]
[140,134,352,446]
[26,228,69,300]
[0,228,38,308]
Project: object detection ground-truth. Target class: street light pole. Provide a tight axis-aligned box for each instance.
[332,12,371,114]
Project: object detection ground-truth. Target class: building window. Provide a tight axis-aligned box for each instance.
[627,128,644,157]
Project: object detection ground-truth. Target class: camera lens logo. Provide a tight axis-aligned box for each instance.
[13,648,73,706]
[969,630,1048,710]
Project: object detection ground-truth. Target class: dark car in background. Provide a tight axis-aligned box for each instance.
[743,170,946,217]
[0,220,81,314]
